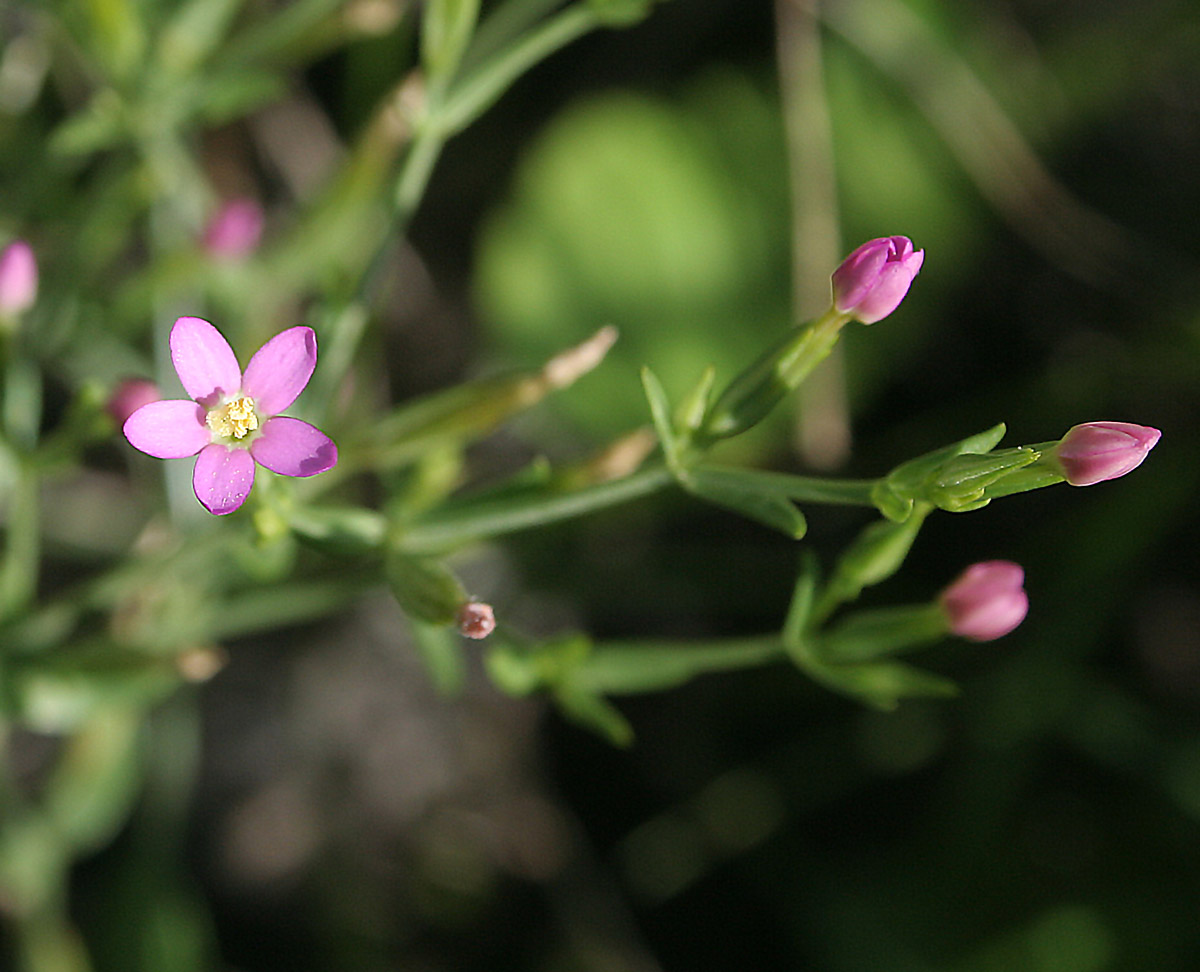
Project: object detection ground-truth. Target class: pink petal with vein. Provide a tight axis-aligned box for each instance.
[170,317,243,406]
[242,326,318,416]
[123,400,210,458]
[193,443,256,515]
[250,416,338,477]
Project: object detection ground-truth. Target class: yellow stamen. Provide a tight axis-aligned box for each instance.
[206,394,259,440]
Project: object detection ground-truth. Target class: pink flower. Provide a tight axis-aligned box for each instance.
[0,240,38,316]
[107,378,162,425]
[1051,421,1161,487]
[123,317,337,515]
[939,560,1028,642]
[203,199,264,259]
[831,236,924,324]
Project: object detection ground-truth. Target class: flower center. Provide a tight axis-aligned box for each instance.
[206,394,259,440]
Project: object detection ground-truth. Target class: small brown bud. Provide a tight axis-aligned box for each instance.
[456,601,496,640]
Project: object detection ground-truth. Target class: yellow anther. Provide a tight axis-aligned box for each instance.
[206,395,259,440]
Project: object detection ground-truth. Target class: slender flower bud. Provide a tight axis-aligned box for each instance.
[0,240,38,317]
[830,236,924,324]
[107,378,161,425]
[1051,421,1161,486]
[456,601,496,639]
[203,198,264,259]
[939,561,1028,642]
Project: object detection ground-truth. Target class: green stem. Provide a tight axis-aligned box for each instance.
[570,635,785,695]
[692,463,878,506]
[0,465,39,623]
[399,463,674,552]
[393,126,447,225]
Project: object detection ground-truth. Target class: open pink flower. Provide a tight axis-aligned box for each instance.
[831,236,924,324]
[123,317,337,515]
[939,560,1028,642]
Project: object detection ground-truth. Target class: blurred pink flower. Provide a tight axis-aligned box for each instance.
[123,317,337,515]
[940,560,1028,642]
[1052,421,1161,487]
[831,236,924,324]
[0,240,38,316]
[203,198,264,259]
[108,378,162,425]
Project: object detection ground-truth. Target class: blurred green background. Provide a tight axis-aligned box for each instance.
[5,0,1200,969]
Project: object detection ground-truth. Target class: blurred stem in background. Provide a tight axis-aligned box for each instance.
[775,0,848,469]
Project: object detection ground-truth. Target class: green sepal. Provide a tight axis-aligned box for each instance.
[922,447,1039,512]
[384,550,468,626]
[683,467,808,539]
[883,423,1008,500]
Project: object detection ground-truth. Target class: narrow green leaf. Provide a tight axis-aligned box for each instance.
[685,468,807,538]
[674,365,716,436]
[640,366,678,463]
[422,0,482,83]
[554,687,634,747]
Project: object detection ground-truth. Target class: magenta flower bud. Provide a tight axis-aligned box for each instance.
[1051,421,1161,487]
[456,601,496,640]
[830,236,924,324]
[107,378,162,425]
[0,240,38,317]
[203,198,264,259]
[939,560,1028,642]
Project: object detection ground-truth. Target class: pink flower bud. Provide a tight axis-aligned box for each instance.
[1051,421,1161,487]
[0,240,38,316]
[939,560,1028,642]
[107,378,162,425]
[456,601,496,640]
[203,198,264,259]
[831,236,924,324]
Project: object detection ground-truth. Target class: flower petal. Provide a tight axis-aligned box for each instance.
[193,443,256,515]
[250,416,338,477]
[170,317,243,406]
[241,326,318,417]
[123,400,210,458]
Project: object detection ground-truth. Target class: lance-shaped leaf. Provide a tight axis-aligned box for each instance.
[682,467,808,539]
